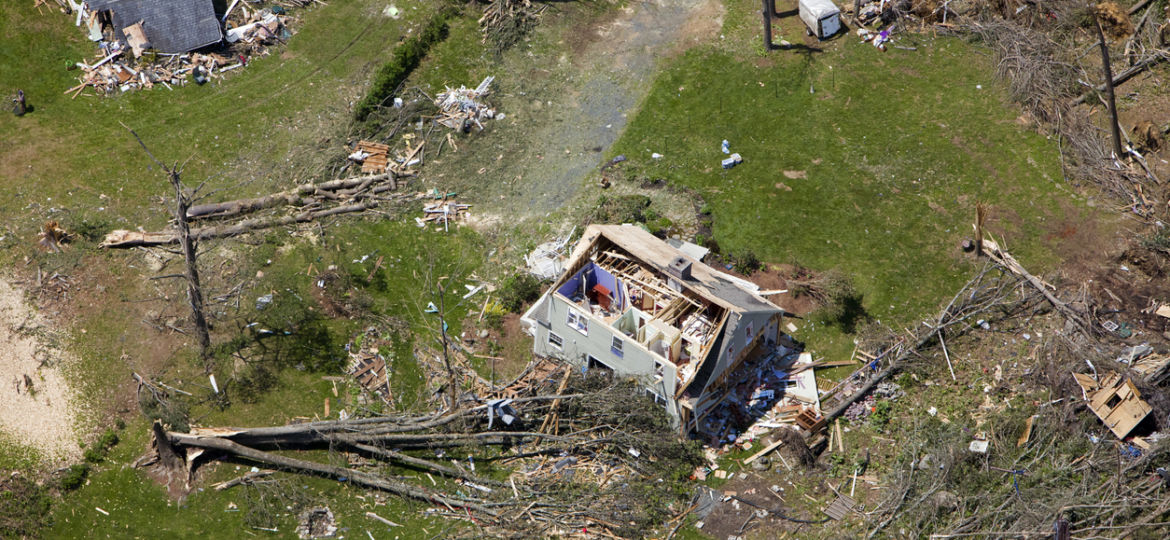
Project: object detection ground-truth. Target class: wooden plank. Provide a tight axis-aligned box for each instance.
[744,437,785,464]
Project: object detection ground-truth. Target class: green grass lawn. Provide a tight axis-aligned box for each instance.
[0,0,439,234]
[610,25,1085,357]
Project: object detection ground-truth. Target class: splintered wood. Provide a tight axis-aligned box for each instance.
[434,76,498,131]
[356,141,390,174]
[349,351,390,399]
[350,140,423,176]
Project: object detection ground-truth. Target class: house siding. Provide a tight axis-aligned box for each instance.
[531,295,680,423]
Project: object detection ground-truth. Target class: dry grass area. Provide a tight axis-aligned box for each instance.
[0,277,82,462]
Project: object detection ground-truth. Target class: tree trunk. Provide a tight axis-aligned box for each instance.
[1096,18,1126,159]
[185,173,396,220]
[165,432,499,517]
[102,201,383,248]
[171,170,211,358]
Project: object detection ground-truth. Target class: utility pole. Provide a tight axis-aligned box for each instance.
[761,0,773,51]
[1095,18,1125,159]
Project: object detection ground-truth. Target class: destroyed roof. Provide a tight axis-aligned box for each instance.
[572,224,783,314]
[86,0,223,54]
[1073,372,1152,439]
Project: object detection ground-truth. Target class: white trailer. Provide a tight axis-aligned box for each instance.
[799,0,841,39]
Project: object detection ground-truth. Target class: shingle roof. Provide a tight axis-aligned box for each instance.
[87,0,223,54]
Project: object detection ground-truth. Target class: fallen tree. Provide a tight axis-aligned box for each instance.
[144,370,703,538]
[184,173,401,221]
[102,198,405,248]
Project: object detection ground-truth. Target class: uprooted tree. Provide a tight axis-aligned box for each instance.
[141,367,703,538]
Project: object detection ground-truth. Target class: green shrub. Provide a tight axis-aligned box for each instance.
[60,464,89,491]
[83,447,104,464]
[871,400,893,428]
[730,250,761,275]
[497,273,542,313]
[353,9,455,121]
[97,429,119,450]
[1141,230,1170,254]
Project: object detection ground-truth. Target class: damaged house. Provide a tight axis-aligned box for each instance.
[522,224,786,432]
[83,0,223,54]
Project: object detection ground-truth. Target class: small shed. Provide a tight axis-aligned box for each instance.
[799,0,842,39]
[1073,372,1152,439]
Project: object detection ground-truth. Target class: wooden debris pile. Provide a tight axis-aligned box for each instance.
[62,3,293,97]
[434,76,499,132]
[416,198,470,231]
[695,344,828,451]
[347,139,423,176]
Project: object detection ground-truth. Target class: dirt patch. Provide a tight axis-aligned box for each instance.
[461,313,533,382]
[739,264,822,316]
[697,471,828,539]
[672,0,725,54]
[0,277,82,461]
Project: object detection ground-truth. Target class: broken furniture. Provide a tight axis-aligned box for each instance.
[1073,371,1152,439]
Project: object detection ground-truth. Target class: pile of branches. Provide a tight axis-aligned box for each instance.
[478,0,545,54]
[961,4,1170,219]
[145,368,701,538]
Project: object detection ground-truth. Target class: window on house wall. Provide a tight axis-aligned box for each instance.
[566,309,588,336]
[548,332,564,350]
[611,335,624,357]
[587,355,612,373]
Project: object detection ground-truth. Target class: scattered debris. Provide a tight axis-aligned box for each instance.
[418,199,470,231]
[295,507,337,539]
[721,153,743,169]
[37,221,70,252]
[435,76,498,132]
[822,493,856,520]
[63,0,295,96]
[525,228,575,280]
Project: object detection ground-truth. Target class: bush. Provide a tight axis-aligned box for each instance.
[60,464,89,491]
[353,9,455,121]
[730,250,762,275]
[871,400,893,428]
[83,447,104,464]
[497,273,542,313]
[1141,230,1170,254]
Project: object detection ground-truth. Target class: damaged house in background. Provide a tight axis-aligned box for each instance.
[522,224,788,433]
[82,0,223,53]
